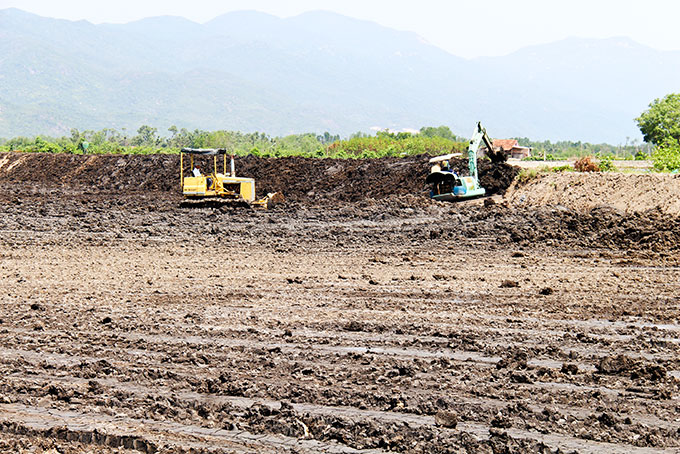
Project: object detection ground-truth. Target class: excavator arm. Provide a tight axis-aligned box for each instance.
[467,122,508,183]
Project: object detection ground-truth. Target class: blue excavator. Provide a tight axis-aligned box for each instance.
[426,122,505,201]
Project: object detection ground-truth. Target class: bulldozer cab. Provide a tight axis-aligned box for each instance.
[180,148,256,202]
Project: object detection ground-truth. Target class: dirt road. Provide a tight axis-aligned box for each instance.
[0,153,679,453]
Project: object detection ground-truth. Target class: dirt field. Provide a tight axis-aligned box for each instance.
[1,152,679,453]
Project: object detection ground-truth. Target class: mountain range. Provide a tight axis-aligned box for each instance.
[1,7,679,143]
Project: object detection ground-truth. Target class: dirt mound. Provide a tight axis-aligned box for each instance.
[3,151,679,251]
[448,158,519,196]
[460,203,680,251]
[0,152,518,205]
[507,172,680,215]
[0,153,179,192]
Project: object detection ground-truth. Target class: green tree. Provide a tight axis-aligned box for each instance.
[350,131,369,139]
[131,125,159,146]
[420,125,456,141]
[636,93,680,146]
[317,131,340,145]
[70,128,81,145]
[651,138,680,171]
[636,94,680,171]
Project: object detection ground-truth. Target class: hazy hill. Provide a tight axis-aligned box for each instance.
[1,7,678,142]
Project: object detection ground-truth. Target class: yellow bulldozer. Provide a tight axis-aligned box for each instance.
[180,148,283,208]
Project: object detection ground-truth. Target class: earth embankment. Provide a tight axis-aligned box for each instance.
[507,172,680,215]
[0,152,519,205]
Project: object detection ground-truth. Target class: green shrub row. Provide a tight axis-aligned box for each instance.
[0,127,466,159]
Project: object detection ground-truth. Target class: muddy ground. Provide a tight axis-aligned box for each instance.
[0,152,679,453]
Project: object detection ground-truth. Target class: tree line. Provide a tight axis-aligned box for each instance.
[0,124,645,160]
[514,138,651,161]
[0,126,468,159]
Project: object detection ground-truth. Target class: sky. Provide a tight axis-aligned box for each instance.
[1,0,680,58]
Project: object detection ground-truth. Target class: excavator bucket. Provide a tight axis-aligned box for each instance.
[486,148,509,163]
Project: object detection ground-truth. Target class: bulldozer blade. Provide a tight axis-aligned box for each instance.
[265,192,285,208]
[252,192,285,209]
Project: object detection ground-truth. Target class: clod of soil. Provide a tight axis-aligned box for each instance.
[497,351,529,370]
[490,413,513,429]
[631,364,667,381]
[344,321,364,332]
[510,372,533,384]
[561,363,579,375]
[596,354,637,375]
[500,280,520,288]
[598,412,618,428]
[434,410,458,428]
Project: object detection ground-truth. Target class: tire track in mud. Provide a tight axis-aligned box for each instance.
[0,343,670,412]
[12,296,680,360]
[1,345,673,421]
[0,403,385,454]
[4,323,679,379]
[2,372,678,454]
[3,324,679,447]
[6,295,680,366]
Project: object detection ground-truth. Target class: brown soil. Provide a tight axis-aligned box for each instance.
[507,172,680,215]
[0,152,519,206]
[1,152,679,453]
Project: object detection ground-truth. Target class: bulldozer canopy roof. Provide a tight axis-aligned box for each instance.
[181,148,229,155]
